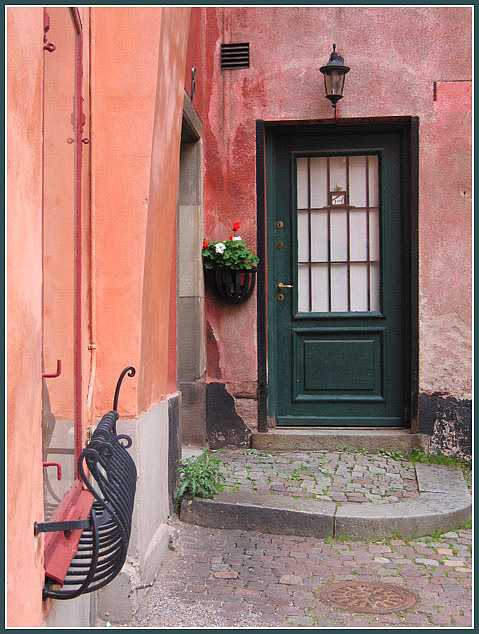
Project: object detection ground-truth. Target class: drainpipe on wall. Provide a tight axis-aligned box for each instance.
[86,8,96,421]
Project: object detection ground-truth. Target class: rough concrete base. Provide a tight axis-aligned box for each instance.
[252,428,429,453]
[97,562,140,625]
[44,592,92,627]
[97,398,174,624]
[96,524,169,624]
[180,464,471,541]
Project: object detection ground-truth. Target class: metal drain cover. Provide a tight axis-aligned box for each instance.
[318,581,417,614]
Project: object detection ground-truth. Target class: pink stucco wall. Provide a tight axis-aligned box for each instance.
[7,7,45,627]
[184,7,206,120]
[191,6,472,403]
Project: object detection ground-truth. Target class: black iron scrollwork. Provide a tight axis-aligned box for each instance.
[37,367,137,601]
[113,366,136,412]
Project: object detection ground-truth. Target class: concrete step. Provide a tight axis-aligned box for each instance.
[180,464,471,540]
[252,428,429,454]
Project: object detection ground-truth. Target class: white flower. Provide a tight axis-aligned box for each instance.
[232,236,242,241]
[215,242,226,254]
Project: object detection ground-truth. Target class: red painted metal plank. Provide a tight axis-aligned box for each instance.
[44,480,94,585]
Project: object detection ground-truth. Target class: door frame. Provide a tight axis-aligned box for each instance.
[256,117,419,432]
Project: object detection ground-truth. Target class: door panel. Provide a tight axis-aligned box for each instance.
[267,129,406,427]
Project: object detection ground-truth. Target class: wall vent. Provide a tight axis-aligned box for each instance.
[221,43,250,70]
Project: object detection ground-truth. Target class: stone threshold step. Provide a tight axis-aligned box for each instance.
[180,464,471,540]
[252,428,429,453]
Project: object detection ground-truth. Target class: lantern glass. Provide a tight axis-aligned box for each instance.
[331,70,345,96]
[324,70,345,97]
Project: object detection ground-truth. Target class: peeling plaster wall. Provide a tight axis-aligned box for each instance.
[186,7,472,448]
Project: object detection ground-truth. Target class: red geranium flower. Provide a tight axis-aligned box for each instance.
[229,235,233,241]
[203,240,209,248]
[232,222,240,231]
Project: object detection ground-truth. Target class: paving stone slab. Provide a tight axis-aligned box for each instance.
[181,491,336,538]
[334,492,471,540]
[415,463,470,495]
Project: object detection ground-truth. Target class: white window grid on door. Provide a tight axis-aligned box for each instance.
[297,155,380,313]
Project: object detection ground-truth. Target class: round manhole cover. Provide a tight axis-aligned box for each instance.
[318,581,417,614]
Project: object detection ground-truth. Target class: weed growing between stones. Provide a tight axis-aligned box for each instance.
[379,448,404,461]
[173,450,226,503]
[244,448,271,457]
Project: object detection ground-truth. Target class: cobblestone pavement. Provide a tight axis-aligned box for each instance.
[220,449,419,504]
[130,518,472,628]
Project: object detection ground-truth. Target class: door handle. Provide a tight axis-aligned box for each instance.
[276,283,293,291]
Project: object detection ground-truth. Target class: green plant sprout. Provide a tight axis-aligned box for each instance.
[173,450,225,503]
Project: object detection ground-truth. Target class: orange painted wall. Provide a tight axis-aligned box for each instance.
[91,7,190,417]
[6,7,45,627]
[91,7,163,417]
[138,7,191,411]
[8,6,190,625]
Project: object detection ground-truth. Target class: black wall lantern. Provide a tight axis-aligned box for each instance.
[320,44,350,109]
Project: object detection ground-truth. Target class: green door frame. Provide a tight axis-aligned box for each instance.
[255,117,419,432]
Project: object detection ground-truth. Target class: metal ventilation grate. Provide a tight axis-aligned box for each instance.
[221,43,250,70]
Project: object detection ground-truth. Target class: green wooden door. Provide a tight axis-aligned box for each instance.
[267,128,406,426]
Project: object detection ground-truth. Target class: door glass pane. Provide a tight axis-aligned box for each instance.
[310,211,328,261]
[329,157,347,192]
[298,263,310,312]
[311,263,329,312]
[296,154,380,313]
[297,210,309,262]
[349,155,367,207]
[330,210,347,261]
[370,263,380,311]
[330,264,348,311]
[42,8,77,519]
[349,210,368,261]
[296,158,308,209]
[350,263,369,311]
[310,158,328,208]
[369,208,380,261]
[368,156,379,207]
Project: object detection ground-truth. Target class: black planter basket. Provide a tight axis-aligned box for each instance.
[206,267,257,304]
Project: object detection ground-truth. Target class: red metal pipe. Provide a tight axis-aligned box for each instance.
[71,7,84,476]
[42,359,62,378]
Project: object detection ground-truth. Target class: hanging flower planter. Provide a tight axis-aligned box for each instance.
[206,266,257,303]
[202,222,259,304]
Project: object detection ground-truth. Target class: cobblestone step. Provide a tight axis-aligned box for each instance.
[252,428,429,453]
[180,463,471,540]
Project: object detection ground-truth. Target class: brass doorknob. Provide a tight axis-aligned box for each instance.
[276,282,293,290]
